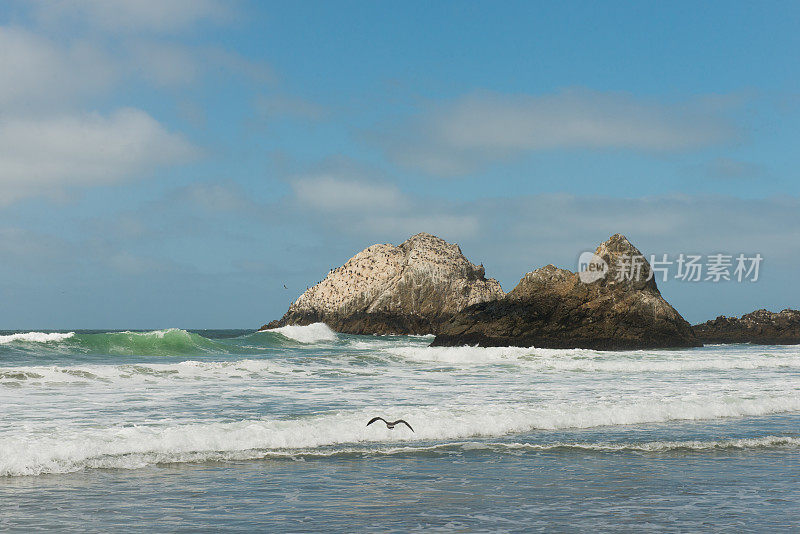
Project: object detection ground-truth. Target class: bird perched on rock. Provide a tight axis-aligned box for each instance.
[366,417,414,432]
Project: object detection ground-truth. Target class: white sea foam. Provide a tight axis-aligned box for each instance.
[522,357,800,373]
[5,434,800,477]
[117,328,181,338]
[3,334,799,478]
[345,339,393,350]
[266,323,338,343]
[3,345,798,388]
[0,332,74,344]
[0,358,303,386]
[386,345,535,363]
[489,436,800,452]
[3,395,800,477]
[383,344,800,371]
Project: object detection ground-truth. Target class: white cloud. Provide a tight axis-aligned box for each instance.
[0,25,210,205]
[439,90,734,150]
[383,89,740,176]
[291,175,409,212]
[0,26,115,109]
[0,108,198,203]
[288,174,482,240]
[0,7,267,105]
[286,172,483,241]
[463,193,800,275]
[34,0,229,34]
[281,176,800,274]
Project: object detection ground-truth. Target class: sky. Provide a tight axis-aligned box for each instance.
[0,0,799,329]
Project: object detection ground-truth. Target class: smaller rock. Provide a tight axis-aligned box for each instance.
[693,309,800,345]
[432,234,700,350]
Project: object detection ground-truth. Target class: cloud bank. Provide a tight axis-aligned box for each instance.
[383,89,740,176]
[0,109,197,203]
[0,26,114,109]
[33,0,230,34]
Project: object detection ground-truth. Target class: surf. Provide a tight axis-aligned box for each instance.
[3,395,800,477]
[259,322,338,344]
[0,332,75,344]
[0,328,294,357]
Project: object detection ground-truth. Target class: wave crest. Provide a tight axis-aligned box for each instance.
[0,332,75,345]
[384,345,800,372]
[3,395,800,476]
[263,323,338,344]
[76,329,223,356]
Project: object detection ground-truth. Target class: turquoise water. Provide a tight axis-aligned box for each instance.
[1,325,798,531]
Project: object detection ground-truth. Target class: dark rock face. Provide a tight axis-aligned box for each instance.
[261,233,504,335]
[693,309,800,345]
[432,234,700,350]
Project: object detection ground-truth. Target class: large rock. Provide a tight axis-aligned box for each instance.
[432,234,700,349]
[261,233,504,335]
[693,309,800,344]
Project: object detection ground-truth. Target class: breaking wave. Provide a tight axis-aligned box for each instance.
[0,332,75,344]
[5,435,799,477]
[0,358,299,385]
[3,395,799,477]
[485,436,800,453]
[0,329,225,356]
[261,323,338,344]
[385,345,800,371]
[73,329,225,356]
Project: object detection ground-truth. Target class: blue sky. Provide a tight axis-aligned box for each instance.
[1,0,798,328]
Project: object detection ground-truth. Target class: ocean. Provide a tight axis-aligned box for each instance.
[1,324,798,532]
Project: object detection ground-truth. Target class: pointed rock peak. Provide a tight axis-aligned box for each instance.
[591,233,655,291]
[594,233,642,256]
[399,232,465,257]
[406,232,441,241]
[400,232,451,249]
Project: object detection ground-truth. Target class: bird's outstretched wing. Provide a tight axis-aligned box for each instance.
[367,417,387,427]
[393,420,414,432]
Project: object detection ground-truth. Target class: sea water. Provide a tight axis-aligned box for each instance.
[1,324,798,531]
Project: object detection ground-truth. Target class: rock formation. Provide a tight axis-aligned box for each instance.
[261,233,505,335]
[432,234,700,349]
[693,309,800,344]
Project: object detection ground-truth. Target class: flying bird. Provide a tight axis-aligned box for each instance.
[366,417,414,432]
